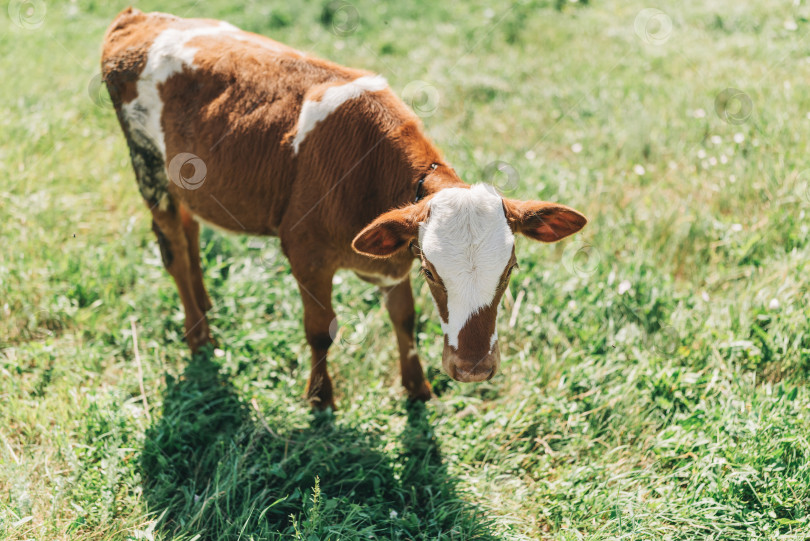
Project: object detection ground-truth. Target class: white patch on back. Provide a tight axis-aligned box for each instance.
[122,20,243,158]
[291,75,388,154]
[419,184,514,349]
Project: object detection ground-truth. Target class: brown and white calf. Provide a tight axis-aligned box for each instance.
[101,8,587,409]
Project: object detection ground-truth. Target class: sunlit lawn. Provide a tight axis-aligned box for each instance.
[2,0,810,539]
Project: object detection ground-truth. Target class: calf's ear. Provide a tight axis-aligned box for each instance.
[352,202,428,258]
[502,199,587,242]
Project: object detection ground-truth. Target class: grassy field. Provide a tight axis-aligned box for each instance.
[2,0,810,538]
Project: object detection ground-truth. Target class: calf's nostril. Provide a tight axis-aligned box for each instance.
[453,363,494,382]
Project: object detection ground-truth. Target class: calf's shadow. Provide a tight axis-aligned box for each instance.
[140,350,500,540]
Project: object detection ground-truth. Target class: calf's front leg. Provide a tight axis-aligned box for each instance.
[382,279,432,402]
[291,265,338,410]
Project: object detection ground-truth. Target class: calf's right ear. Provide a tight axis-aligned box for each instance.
[352,202,428,258]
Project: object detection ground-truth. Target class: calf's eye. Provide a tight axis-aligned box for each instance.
[422,267,435,281]
[502,263,518,285]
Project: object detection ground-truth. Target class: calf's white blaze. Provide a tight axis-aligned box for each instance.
[419,184,514,349]
[291,75,388,154]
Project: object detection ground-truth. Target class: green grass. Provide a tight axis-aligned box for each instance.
[2,0,810,538]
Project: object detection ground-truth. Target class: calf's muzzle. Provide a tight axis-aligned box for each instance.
[442,340,501,382]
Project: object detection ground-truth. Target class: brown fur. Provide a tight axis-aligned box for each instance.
[101,9,586,408]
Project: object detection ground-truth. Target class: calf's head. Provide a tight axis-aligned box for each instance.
[352,184,586,382]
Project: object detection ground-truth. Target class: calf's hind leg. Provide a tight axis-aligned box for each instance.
[117,114,210,351]
[151,206,212,352]
[179,205,213,313]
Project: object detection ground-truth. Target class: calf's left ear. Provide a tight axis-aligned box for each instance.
[502,199,587,242]
[352,202,428,258]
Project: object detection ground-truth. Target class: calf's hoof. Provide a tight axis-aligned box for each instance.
[406,380,433,402]
[306,374,336,411]
[186,320,212,353]
[307,392,337,411]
